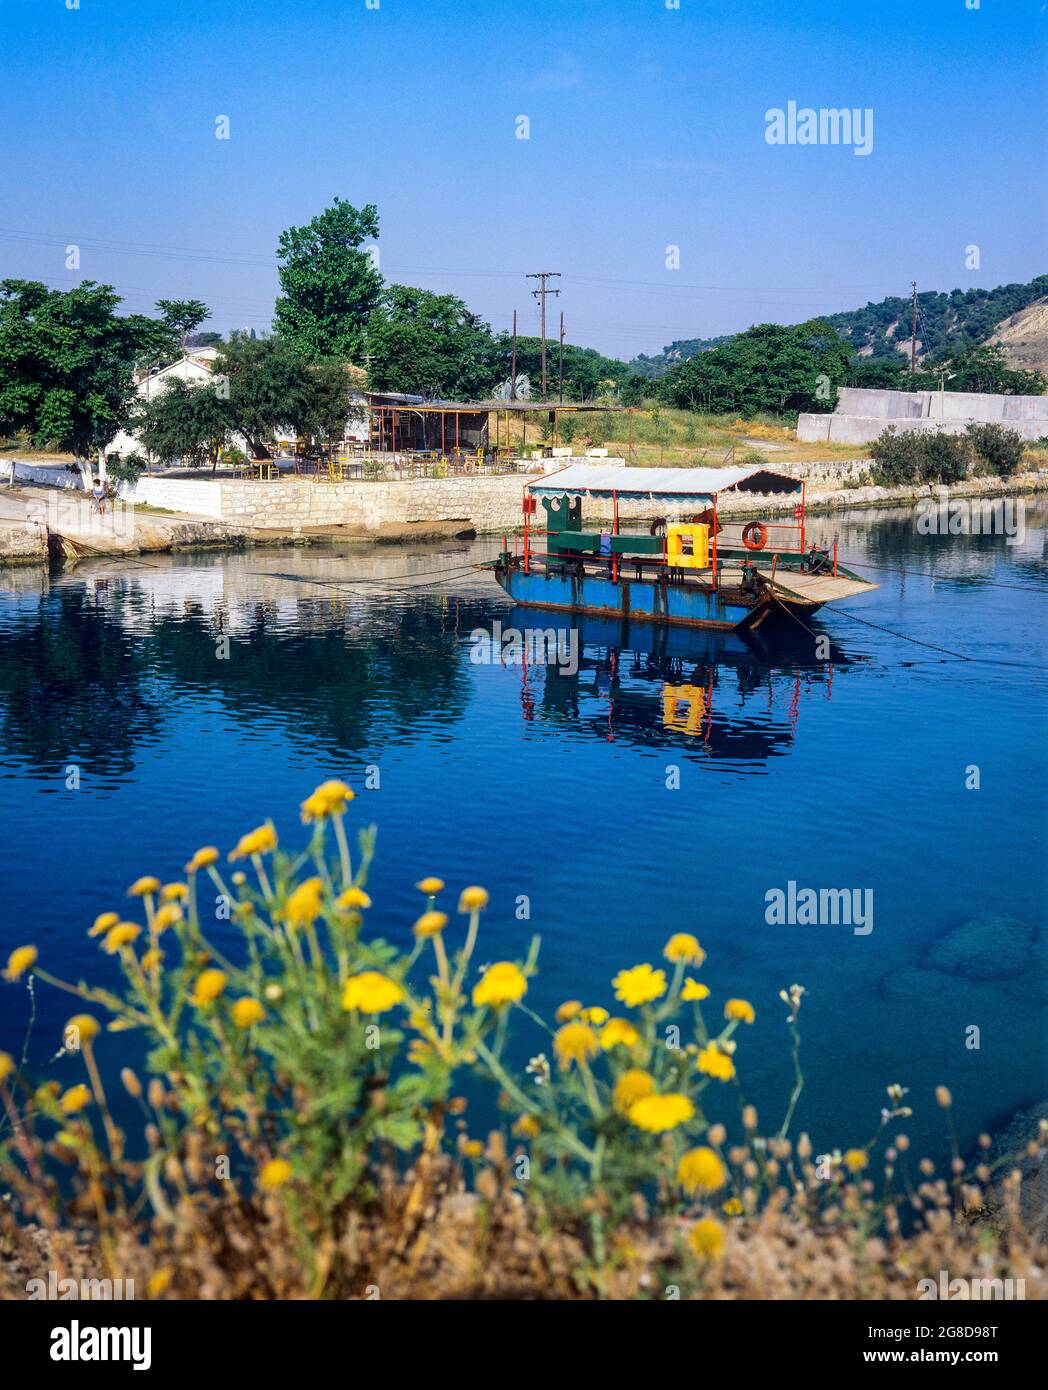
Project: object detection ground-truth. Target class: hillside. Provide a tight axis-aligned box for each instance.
[629,275,1048,378]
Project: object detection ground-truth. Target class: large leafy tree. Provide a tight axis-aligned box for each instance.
[0,279,180,487]
[274,199,383,361]
[213,334,355,457]
[137,379,233,471]
[155,299,210,350]
[366,286,496,398]
[659,318,851,416]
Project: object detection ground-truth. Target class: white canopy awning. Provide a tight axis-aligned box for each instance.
[527,463,800,500]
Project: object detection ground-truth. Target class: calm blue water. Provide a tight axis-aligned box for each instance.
[1,504,1045,1160]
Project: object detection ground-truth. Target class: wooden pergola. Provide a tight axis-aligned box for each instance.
[366,396,631,457]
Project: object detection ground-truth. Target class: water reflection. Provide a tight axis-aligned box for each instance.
[511,609,852,762]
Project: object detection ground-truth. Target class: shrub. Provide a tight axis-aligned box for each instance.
[965,423,1024,478]
[0,789,1043,1299]
[869,427,971,486]
[106,451,147,486]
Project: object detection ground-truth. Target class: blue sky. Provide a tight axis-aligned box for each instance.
[1,0,1045,360]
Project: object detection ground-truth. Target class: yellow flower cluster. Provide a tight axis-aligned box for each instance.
[300,780,354,823]
[4,946,37,982]
[229,824,277,860]
[472,962,526,1008]
[612,963,667,1007]
[342,971,404,1014]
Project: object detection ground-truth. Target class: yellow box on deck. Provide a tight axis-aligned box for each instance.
[666,523,710,569]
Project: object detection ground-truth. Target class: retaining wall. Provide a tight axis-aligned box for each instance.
[799,386,1048,444]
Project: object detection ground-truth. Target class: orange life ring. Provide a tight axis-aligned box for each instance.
[742,521,768,551]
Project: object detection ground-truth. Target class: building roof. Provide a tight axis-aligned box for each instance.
[527,463,801,500]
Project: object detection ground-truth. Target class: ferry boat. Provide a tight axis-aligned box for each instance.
[493,463,877,632]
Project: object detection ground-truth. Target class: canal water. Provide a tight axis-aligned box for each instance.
[1,504,1045,1161]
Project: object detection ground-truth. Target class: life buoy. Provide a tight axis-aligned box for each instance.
[742,521,768,551]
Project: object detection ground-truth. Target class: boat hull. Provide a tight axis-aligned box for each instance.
[494,566,792,631]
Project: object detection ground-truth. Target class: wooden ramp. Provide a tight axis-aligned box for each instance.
[757,568,878,606]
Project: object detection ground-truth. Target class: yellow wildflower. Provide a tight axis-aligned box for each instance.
[599,1017,640,1050]
[190,969,228,1006]
[722,1197,744,1216]
[471,961,527,1008]
[725,998,755,1025]
[229,824,277,860]
[186,846,219,873]
[844,1148,869,1173]
[664,933,705,966]
[461,1139,484,1159]
[678,1146,728,1195]
[300,779,354,823]
[141,948,163,974]
[0,1052,14,1084]
[553,1022,600,1069]
[681,978,710,1002]
[612,963,667,1007]
[160,883,188,903]
[88,912,119,938]
[414,910,447,938]
[458,885,490,913]
[556,1000,583,1022]
[629,1093,695,1134]
[66,1014,100,1044]
[613,1068,655,1115]
[152,903,183,933]
[60,1083,92,1114]
[697,1042,735,1082]
[336,886,372,911]
[688,1218,725,1261]
[580,1006,609,1026]
[259,1158,293,1191]
[284,877,324,929]
[102,923,141,954]
[514,1114,542,1138]
[342,971,405,1014]
[231,998,266,1029]
[4,946,37,981]
[128,876,160,898]
[416,876,445,895]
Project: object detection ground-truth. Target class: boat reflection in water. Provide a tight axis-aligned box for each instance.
[506,607,855,762]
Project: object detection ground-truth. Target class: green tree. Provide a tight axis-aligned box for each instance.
[920,344,1045,396]
[659,319,850,417]
[366,286,497,398]
[213,334,356,458]
[155,299,210,350]
[0,279,176,487]
[490,334,628,401]
[274,199,383,361]
[137,379,233,471]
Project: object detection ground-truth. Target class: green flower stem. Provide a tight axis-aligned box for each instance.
[474,1037,595,1165]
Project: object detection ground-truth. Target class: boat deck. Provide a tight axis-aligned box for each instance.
[748,566,878,606]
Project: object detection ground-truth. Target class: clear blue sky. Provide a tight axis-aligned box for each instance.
[1,0,1045,361]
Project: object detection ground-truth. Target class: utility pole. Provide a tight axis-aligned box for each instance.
[510,310,517,402]
[558,311,565,404]
[910,280,917,375]
[526,271,560,400]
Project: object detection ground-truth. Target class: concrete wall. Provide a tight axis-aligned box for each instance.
[1,460,80,489]
[122,476,225,518]
[799,386,1048,444]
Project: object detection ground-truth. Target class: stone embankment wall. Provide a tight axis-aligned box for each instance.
[124,460,879,535]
